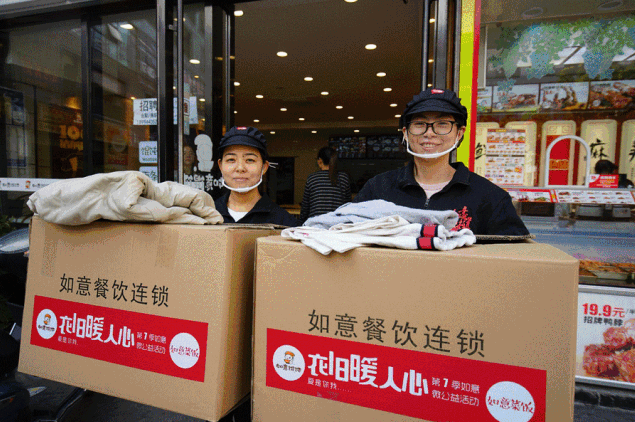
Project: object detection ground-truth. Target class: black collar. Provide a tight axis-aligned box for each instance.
[397,161,471,189]
[217,191,275,217]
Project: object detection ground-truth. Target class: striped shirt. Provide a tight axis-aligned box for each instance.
[300,170,352,222]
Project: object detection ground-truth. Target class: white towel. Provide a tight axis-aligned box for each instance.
[282,215,476,255]
[27,171,224,226]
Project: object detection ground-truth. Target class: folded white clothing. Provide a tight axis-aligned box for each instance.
[27,171,224,226]
[282,215,476,255]
[303,200,459,230]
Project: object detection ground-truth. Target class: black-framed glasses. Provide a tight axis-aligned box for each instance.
[407,121,457,136]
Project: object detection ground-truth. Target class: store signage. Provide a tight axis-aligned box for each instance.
[133,97,198,126]
[577,286,635,387]
[589,174,619,189]
[267,328,546,421]
[139,166,158,182]
[139,141,158,164]
[0,178,60,192]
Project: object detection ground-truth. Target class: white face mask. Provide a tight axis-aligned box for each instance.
[222,173,263,193]
[403,132,460,159]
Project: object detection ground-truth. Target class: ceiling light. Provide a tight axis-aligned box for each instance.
[365,44,377,50]
[190,59,200,64]
[428,59,434,63]
[348,116,354,120]
[130,96,136,100]
[194,75,199,79]
[521,6,544,19]
[427,83,432,87]
[256,95,264,99]
[234,111,237,114]
[201,118,205,122]
[173,86,176,90]
[344,0,358,2]
[321,91,329,96]
[234,10,244,16]
[254,119,260,123]
[376,72,386,77]
[270,131,275,134]
[299,118,305,121]
[429,18,436,23]
[277,51,288,57]
[199,98,205,102]
[120,23,134,30]
[304,76,313,81]
[336,105,343,109]
[390,103,398,107]
[395,114,401,118]
[354,130,360,133]
[312,130,317,133]
[280,108,287,111]
[234,81,240,86]
[598,0,623,10]
[384,88,392,92]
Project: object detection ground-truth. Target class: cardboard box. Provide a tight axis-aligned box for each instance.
[20,217,278,421]
[253,237,579,422]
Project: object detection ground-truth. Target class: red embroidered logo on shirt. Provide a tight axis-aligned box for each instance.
[453,206,472,231]
[431,89,444,94]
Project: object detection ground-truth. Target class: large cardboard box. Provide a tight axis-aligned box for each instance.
[253,237,579,422]
[20,217,278,421]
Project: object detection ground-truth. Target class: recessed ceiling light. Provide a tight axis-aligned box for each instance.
[427,83,432,87]
[277,51,288,57]
[120,23,134,30]
[390,103,398,107]
[354,130,360,133]
[336,105,343,109]
[234,10,244,16]
[270,131,275,134]
[299,118,305,121]
[521,6,544,18]
[395,114,401,118]
[384,88,392,92]
[428,59,434,63]
[256,94,264,99]
[321,91,329,96]
[130,96,136,99]
[194,75,199,79]
[280,108,287,111]
[345,0,358,2]
[348,116,354,120]
[190,59,200,64]
[199,98,205,102]
[312,130,317,133]
[304,76,313,81]
[201,118,205,121]
[429,18,436,23]
[376,72,386,77]
[365,44,377,50]
[598,0,623,10]
[234,111,237,114]
[254,119,260,123]
[234,81,240,86]
[173,86,176,90]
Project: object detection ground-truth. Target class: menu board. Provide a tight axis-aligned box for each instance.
[555,189,635,205]
[484,129,526,185]
[329,136,367,159]
[506,189,555,202]
[330,135,406,159]
[539,82,589,111]
[492,84,539,112]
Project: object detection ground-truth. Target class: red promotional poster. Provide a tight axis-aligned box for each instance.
[546,134,571,185]
[266,328,546,422]
[30,296,208,382]
[588,174,619,188]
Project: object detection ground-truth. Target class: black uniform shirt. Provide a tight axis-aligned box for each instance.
[214,192,299,227]
[354,161,529,236]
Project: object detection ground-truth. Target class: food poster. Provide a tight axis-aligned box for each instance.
[492,84,539,112]
[476,87,492,113]
[45,105,84,178]
[473,122,499,178]
[577,287,635,387]
[539,82,589,111]
[484,129,526,185]
[621,120,635,183]
[589,80,635,110]
[505,121,537,186]
[579,120,617,185]
[542,121,576,186]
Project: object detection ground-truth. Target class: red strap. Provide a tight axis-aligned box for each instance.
[417,237,435,250]
[422,224,438,238]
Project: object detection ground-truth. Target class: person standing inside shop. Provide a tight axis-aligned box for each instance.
[214,126,299,226]
[595,159,634,188]
[299,146,352,223]
[354,88,529,236]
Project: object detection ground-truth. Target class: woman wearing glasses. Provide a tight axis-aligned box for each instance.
[354,88,528,236]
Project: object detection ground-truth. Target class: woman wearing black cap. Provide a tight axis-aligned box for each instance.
[354,88,529,236]
[214,126,299,226]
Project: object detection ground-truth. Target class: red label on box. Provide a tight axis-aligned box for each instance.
[266,329,546,421]
[30,296,208,382]
[589,174,619,188]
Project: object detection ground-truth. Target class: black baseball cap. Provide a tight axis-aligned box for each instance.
[399,88,468,128]
[219,126,268,159]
